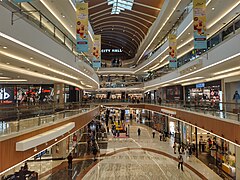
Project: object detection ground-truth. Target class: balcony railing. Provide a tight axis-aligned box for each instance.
[84,99,240,122]
[2,0,92,66]
[0,102,96,136]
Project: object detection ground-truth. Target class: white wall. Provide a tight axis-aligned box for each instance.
[0,5,99,85]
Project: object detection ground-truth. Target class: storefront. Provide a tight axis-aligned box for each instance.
[185,80,222,107]
[163,85,183,101]
[0,84,54,105]
[225,79,240,113]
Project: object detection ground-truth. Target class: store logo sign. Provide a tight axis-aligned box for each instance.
[0,88,10,100]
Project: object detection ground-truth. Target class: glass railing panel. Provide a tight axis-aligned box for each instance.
[0,104,96,136]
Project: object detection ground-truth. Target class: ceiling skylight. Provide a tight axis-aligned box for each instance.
[107,0,134,14]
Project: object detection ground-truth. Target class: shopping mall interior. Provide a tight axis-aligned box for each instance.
[0,0,240,179]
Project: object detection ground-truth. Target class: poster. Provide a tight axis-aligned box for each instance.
[92,35,101,68]
[76,2,88,52]
[193,0,207,49]
[168,34,177,68]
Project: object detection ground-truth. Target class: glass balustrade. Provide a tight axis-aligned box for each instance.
[0,102,96,136]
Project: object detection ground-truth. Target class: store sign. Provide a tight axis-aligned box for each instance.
[35,150,47,159]
[92,35,101,68]
[76,2,88,52]
[193,0,207,49]
[0,87,14,103]
[0,88,10,100]
[168,34,177,68]
[101,49,123,53]
[161,108,176,115]
[196,83,205,88]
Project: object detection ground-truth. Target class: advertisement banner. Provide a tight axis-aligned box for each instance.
[168,34,177,68]
[193,0,207,49]
[76,2,88,52]
[92,35,101,68]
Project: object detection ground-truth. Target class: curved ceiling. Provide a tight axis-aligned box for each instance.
[89,0,164,60]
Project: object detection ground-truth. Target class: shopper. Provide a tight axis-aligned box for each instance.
[92,144,98,161]
[159,132,162,141]
[137,128,141,136]
[173,142,177,154]
[178,144,181,154]
[152,129,156,138]
[67,153,73,169]
[178,155,184,171]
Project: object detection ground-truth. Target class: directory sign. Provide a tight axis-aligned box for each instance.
[193,0,207,49]
[76,2,88,52]
[168,34,177,68]
[92,35,101,68]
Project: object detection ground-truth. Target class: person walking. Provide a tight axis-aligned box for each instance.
[67,153,73,169]
[173,142,177,154]
[152,129,156,138]
[159,132,163,141]
[92,144,98,161]
[178,154,184,171]
[137,128,141,136]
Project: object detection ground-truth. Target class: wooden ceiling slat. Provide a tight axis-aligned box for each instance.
[88,0,164,59]
[135,0,164,9]
[95,30,141,44]
[94,25,144,41]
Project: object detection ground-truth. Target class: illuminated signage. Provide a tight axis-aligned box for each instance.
[0,88,10,100]
[196,83,205,88]
[101,49,123,53]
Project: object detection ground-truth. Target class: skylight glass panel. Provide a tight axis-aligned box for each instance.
[107,0,134,14]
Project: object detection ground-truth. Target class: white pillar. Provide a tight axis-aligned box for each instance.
[236,146,240,179]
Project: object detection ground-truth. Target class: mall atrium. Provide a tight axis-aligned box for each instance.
[0,0,240,179]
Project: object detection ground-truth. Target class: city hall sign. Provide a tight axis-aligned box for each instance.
[101,49,123,53]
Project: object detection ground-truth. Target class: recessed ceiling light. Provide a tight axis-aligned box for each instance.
[70,25,73,27]
[212,7,215,10]
[17,76,20,78]
[62,15,65,18]
[6,62,10,65]
[30,57,34,60]
[3,46,7,49]
[188,32,190,35]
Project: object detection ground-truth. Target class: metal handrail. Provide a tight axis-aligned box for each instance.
[3,0,92,66]
[0,103,96,136]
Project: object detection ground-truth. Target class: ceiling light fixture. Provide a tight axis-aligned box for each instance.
[3,46,7,49]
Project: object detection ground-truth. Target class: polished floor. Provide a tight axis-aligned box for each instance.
[26,120,221,180]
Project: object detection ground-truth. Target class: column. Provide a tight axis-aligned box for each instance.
[236,146,240,179]
[52,139,68,159]
[54,83,64,109]
[195,127,198,158]
[69,85,77,102]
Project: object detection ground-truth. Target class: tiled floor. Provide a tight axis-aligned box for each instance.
[81,122,221,180]
[11,121,221,180]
